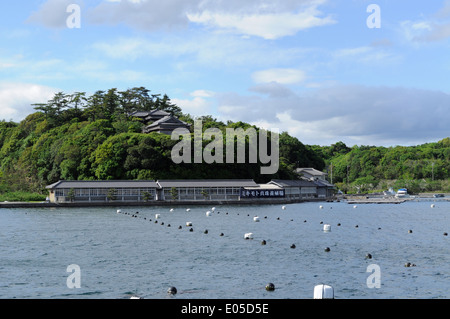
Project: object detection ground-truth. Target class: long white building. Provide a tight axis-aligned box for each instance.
[46,173,334,204]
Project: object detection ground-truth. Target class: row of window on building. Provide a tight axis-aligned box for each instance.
[46,176,335,204]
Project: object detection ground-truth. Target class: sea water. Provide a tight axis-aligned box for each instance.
[0,201,448,299]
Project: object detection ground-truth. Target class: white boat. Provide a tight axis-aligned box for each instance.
[383,187,395,196]
[395,188,409,198]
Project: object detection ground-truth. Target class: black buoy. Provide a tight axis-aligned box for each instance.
[178,225,182,229]
[365,253,372,259]
[219,233,224,236]
[261,240,266,245]
[444,232,448,236]
[189,228,194,232]
[408,229,413,233]
[204,229,208,234]
[324,247,331,252]
[355,225,359,228]
[167,287,177,295]
[290,244,296,249]
[265,283,275,291]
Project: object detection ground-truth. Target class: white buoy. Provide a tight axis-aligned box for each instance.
[319,205,323,209]
[244,232,253,239]
[431,204,435,208]
[117,209,121,214]
[211,207,216,211]
[253,216,260,222]
[186,222,193,226]
[170,208,174,212]
[281,206,286,210]
[186,208,191,212]
[313,284,334,299]
[323,224,331,232]
[206,211,212,217]
[353,205,358,208]
[155,214,161,219]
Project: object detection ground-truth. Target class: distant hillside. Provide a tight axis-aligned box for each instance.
[0,87,324,194]
[309,139,450,193]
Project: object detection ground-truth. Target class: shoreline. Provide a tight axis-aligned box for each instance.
[1,195,447,209]
[0,198,327,209]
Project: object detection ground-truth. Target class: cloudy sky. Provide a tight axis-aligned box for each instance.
[1,0,449,146]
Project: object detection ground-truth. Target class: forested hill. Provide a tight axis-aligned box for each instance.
[310,139,450,193]
[0,87,449,196]
[0,87,323,194]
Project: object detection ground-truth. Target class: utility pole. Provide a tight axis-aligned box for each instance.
[347,165,349,184]
[330,163,333,184]
[432,162,434,181]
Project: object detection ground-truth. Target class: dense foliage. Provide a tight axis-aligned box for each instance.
[1,87,448,197]
[311,139,450,193]
[0,87,324,195]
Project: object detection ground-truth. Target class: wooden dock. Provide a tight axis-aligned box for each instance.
[346,198,407,204]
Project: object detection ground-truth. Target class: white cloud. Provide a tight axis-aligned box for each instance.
[187,8,335,39]
[0,83,58,122]
[215,84,450,146]
[172,90,215,116]
[333,46,398,65]
[191,90,215,98]
[399,2,450,43]
[87,0,195,31]
[26,0,75,29]
[92,37,198,61]
[92,34,308,70]
[252,68,306,84]
[28,0,335,39]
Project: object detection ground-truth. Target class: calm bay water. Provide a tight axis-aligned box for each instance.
[0,201,448,299]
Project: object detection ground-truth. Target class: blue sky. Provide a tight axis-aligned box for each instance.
[1,0,449,146]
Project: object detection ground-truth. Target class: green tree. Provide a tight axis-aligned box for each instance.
[67,188,75,202]
[142,191,153,202]
[107,188,117,201]
[169,187,178,200]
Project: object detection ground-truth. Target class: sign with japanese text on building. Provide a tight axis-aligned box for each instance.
[240,188,285,198]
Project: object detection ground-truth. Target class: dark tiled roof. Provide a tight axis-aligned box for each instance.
[46,180,159,189]
[296,168,327,176]
[157,179,258,188]
[269,179,318,187]
[145,116,190,129]
[130,111,151,118]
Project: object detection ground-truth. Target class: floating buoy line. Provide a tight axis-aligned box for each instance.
[115,206,445,297]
